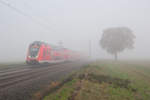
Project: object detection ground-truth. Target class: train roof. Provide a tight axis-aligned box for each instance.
[30,41,67,50]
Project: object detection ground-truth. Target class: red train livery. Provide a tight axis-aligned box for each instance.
[26,41,77,64]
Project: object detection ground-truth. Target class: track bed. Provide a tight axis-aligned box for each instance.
[0,60,89,100]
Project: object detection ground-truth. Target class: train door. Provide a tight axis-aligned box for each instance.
[43,46,50,61]
[50,49,55,60]
[43,47,47,60]
[46,47,51,60]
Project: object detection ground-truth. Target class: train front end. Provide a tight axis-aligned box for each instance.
[26,41,41,64]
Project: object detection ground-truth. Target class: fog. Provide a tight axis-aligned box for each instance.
[0,0,150,62]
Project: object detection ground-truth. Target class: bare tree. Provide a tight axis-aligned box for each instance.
[100,27,136,60]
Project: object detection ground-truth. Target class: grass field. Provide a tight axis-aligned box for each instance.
[43,60,150,100]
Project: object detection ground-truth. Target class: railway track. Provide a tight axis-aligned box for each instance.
[0,64,28,73]
[0,62,67,74]
[0,60,89,100]
[0,62,79,89]
[0,63,54,74]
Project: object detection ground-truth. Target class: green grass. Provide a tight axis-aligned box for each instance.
[44,79,77,100]
[90,61,150,100]
[43,60,150,100]
[108,86,135,100]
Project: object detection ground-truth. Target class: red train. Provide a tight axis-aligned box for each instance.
[26,41,79,64]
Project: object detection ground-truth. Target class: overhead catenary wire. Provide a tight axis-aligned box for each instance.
[0,0,56,33]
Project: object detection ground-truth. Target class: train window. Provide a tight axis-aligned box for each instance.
[29,47,40,57]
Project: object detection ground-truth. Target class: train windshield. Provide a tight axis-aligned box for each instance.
[29,46,40,57]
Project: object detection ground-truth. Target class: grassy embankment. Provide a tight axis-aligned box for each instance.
[43,60,150,100]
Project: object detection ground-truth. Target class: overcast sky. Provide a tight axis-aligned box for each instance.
[0,0,150,62]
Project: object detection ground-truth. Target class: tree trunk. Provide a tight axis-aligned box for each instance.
[114,53,118,61]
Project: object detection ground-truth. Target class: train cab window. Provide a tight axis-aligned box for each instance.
[29,46,40,57]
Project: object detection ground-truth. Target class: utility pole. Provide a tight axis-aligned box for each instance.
[89,40,91,58]
[58,40,63,48]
